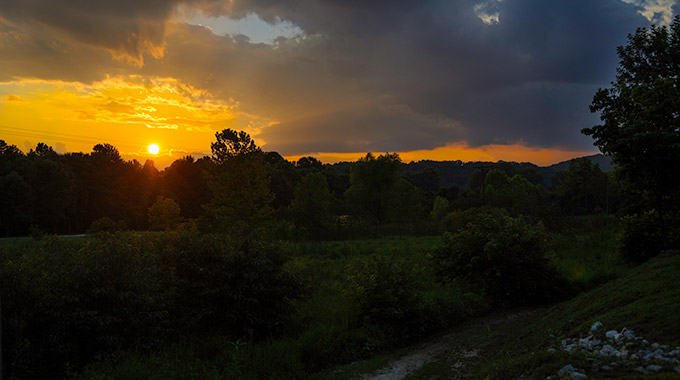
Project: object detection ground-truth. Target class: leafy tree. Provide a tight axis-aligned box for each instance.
[583,17,680,214]
[583,17,680,260]
[430,196,450,227]
[433,208,568,304]
[386,178,423,223]
[483,169,547,217]
[206,129,273,231]
[264,151,298,209]
[344,153,401,223]
[291,172,334,236]
[148,196,182,231]
[0,171,34,235]
[552,158,610,215]
[161,156,211,219]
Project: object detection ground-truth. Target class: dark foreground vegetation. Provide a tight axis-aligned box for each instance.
[1,15,679,380]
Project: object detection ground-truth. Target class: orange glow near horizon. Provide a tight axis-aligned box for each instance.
[0,76,275,168]
[284,143,597,167]
[0,77,596,169]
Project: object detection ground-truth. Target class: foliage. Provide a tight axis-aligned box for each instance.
[483,168,549,218]
[430,196,450,229]
[552,158,612,215]
[0,231,300,378]
[547,215,626,291]
[161,155,212,219]
[87,216,128,233]
[205,129,274,232]
[344,254,423,340]
[344,152,402,223]
[583,17,680,214]
[385,178,423,223]
[434,207,569,304]
[147,196,182,231]
[617,210,678,263]
[291,172,334,237]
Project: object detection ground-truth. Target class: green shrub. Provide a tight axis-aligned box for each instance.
[344,254,424,340]
[617,210,667,263]
[0,231,301,378]
[433,208,569,305]
[147,196,182,231]
[87,216,127,233]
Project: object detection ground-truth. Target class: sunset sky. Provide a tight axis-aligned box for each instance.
[0,0,676,167]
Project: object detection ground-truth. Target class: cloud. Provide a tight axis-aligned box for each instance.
[0,0,663,157]
[259,103,462,154]
[0,0,176,64]
[3,94,27,103]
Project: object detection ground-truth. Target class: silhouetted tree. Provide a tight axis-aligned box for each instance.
[291,172,333,236]
[583,17,680,214]
[148,196,182,231]
[552,158,610,215]
[161,155,211,219]
[386,178,423,223]
[345,153,401,224]
[206,129,273,231]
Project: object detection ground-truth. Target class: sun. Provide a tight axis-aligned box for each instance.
[148,144,160,155]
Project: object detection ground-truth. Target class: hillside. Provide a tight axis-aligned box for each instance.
[345,252,680,379]
[328,153,613,189]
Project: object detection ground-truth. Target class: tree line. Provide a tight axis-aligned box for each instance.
[0,131,621,239]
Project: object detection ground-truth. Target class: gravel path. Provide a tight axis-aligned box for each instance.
[363,308,544,380]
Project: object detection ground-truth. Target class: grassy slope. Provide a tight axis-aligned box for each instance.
[405,253,680,379]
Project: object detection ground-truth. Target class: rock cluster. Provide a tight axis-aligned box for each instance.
[549,322,680,379]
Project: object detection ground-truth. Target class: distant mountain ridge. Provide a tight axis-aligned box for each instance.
[329,154,613,189]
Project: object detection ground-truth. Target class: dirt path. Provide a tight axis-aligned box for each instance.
[363,308,545,380]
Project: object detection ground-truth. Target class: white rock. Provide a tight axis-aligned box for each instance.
[647,364,662,372]
[605,330,618,339]
[591,321,603,331]
[601,344,615,353]
[558,364,577,376]
[634,366,649,375]
[571,372,587,380]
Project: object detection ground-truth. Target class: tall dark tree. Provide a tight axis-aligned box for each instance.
[161,155,211,219]
[291,172,334,235]
[583,17,680,214]
[206,129,273,231]
[345,153,402,224]
[552,158,610,215]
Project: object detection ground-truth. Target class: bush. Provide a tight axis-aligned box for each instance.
[617,210,669,263]
[0,231,301,378]
[87,216,127,233]
[344,254,424,341]
[433,207,569,305]
[147,196,182,231]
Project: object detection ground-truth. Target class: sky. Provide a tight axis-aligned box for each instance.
[0,0,676,167]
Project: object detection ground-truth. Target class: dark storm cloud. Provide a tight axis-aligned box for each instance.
[245,0,652,152]
[0,0,664,154]
[258,103,462,154]
[0,0,180,64]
